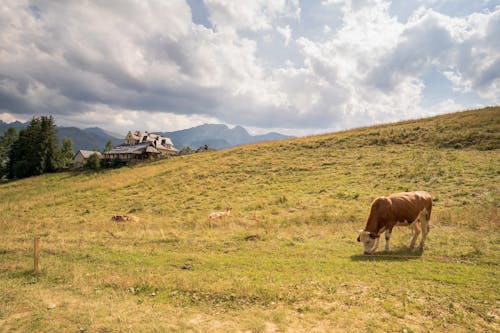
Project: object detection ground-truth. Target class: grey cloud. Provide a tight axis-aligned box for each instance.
[476,58,500,90]
[0,1,498,134]
[367,8,500,101]
[368,12,454,92]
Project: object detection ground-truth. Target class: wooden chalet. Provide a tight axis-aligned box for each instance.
[103,130,177,162]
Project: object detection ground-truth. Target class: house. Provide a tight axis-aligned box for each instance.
[74,150,103,168]
[103,143,160,161]
[103,130,177,162]
[124,131,176,152]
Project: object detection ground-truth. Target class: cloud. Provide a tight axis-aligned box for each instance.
[276,25,292,46]
[0,0,498,135]
[368,7,500,103]
[0,1,280,119]
[204,0,300,32]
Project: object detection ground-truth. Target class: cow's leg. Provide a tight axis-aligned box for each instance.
[409,220,421,250]
[384,229,392,251]
[418,211,429,250]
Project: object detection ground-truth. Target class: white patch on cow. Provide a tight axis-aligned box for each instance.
[384,230,391,251]
[358,230,379,254]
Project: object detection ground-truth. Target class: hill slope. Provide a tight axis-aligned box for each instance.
[0,107,498,332]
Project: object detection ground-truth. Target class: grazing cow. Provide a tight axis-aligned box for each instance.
[209,208,232,220]
[357,191,432,254]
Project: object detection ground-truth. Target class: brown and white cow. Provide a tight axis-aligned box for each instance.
[209,208,232,220]
[357,191,432,254]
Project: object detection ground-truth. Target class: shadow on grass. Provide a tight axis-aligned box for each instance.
[351,247,424,262]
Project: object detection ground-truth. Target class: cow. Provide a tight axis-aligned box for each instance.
[209,208,232,220]
[357,191,432,254]
[111,215,139,223]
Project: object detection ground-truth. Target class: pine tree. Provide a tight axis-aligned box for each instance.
[8,116,62,179]
[105,140,113,152]
[0,127,18,178]
[9,117,42,178]
[60,137,74,168]
[40,115,58,173]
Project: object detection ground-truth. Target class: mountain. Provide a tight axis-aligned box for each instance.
[0,120,26,133]
[57,127,123,152]
[83,127,123,141]
[0,121,123,152]
[1,119,292,151]
[159,124,294,149]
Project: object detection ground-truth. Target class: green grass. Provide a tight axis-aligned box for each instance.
[0,107,499,332]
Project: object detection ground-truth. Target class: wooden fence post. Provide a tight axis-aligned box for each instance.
[34,236,40,273]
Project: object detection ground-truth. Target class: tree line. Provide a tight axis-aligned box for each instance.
[0,116,74,179]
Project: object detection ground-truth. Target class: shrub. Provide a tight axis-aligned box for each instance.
[85,152,101,170]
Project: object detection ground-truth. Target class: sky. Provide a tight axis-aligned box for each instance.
[0,0,499,136]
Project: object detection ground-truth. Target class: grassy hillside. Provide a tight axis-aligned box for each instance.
[0,107,499,332]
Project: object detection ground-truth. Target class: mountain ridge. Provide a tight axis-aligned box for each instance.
[158,123,294,149]
[0,120,293,152]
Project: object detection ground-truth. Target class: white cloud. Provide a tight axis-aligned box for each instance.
[0,1,287,127]
[368,7,500,103]
[0,0,498,135]
[56,105,220,134]
[428,98,465,116]
[276,25,292,46]
[204,0,300,32]
[0,112,26,123]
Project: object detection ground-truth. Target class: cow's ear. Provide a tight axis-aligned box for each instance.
[357,236,360,242]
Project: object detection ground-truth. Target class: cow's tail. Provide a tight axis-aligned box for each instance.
[426,199,432,221]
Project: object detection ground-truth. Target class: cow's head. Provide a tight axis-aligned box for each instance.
[357,230,380,254]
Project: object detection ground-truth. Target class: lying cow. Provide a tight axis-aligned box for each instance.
[209,208,232,220]
[357,191,432,254]
[111,215,139,223]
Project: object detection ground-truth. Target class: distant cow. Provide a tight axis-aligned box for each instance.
[111,215,139,223]
[357,191,432,254]
[209,208,232,220]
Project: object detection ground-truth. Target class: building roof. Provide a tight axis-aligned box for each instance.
[125,130,177,151]
[76,150,103,159]
[104,143,151,155]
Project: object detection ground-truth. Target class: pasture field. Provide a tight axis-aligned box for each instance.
[0,107,499,332]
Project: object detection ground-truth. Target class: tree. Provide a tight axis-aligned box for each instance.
[105,140,113,152]
[85,152,101,170]
[39,115,59,173]
[0,127,18,178]
[8,116,61,179]
[59,137,74,169]
[9,117,42,178]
